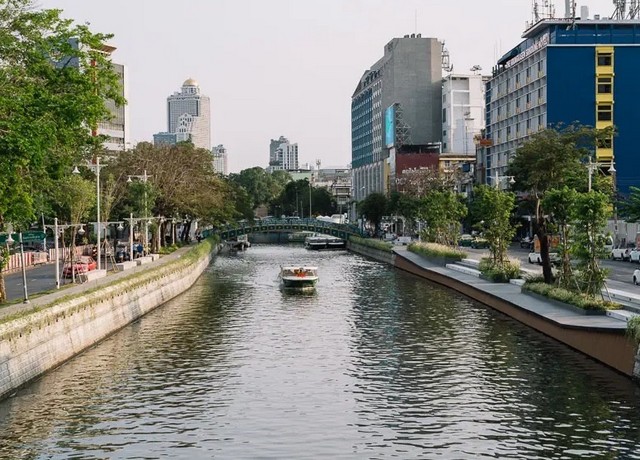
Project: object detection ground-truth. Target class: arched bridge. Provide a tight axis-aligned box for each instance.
[202,218,365,241]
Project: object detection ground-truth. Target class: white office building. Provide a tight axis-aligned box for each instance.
[212,144,228,175]
[268,137,299,171]
[166,78,211,150]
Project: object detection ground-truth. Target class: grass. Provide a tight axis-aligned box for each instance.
[0,237,219,328]
[407,242,467,261]
[349,236,393,252]
[522,281,619,312]
[627,316,640,344]
[478,257,521,282]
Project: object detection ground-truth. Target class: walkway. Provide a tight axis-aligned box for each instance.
[0,246,194,323]
[394,247,628,331]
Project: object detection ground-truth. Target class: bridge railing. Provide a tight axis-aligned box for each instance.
[204,218,364,238]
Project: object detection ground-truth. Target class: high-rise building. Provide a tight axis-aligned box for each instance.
[351,34,443,202]
[483,14,640,194]
[64,41,129,152]
[212,144,228,175]
[267,136,299,171]
[166,78,211,150]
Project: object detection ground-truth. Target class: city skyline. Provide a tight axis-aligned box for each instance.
[40,0,616,172]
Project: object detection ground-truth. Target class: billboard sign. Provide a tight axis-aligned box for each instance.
[385,105,395,148]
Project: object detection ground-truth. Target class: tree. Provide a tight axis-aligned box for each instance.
[571,191,610,297]
[618,186,640,222]
[419,190,467,246]
[469,185,517,267]
[542,187,578,289]
[0,0,124,228]
[0,0,123,300]
[508,125,612,283]
[358,193,388,235]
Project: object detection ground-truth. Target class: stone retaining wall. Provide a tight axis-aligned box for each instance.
[347,241,395,265]
[0,246,213,400]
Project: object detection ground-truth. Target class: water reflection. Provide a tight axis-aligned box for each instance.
[0,245,639,459]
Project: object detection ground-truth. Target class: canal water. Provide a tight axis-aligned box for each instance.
[1,245,640,459]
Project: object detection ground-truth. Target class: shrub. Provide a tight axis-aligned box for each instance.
[349,236,393,252]
[478,257,521,282]
[159,245,179,255]
[408,242,467,261]
[627,316,640,344]
[523,281,618,312]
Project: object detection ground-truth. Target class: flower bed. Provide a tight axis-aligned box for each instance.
[522,281,618,313]
[408,242,467,263]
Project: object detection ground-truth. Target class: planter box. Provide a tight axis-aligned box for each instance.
[523,290,607,316]
[416,253,463,267]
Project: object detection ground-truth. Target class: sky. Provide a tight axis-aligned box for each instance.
[39,0,615,173]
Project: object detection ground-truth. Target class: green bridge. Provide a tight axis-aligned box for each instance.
[202,218,365,241]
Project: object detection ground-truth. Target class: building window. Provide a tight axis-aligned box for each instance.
[597,53,612,66]
[597,104,613,121]
[442,108,447,123]
[597,137,613,149]
[597,77,612,94]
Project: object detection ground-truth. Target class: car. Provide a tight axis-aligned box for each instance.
[459,234,474,247]
[630,247,640,263]
[611,245,631,261]
[528,251,560,265]
[62,255,97,278]
[471,237,489,249]
[633,269,640,285]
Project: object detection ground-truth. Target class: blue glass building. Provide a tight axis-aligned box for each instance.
[484,18,640,194]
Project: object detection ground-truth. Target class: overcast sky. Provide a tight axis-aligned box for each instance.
[39,0,614,173]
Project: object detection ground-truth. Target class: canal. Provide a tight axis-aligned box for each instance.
[1,245,640,459]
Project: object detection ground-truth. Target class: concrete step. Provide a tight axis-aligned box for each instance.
[446,263,481,277]
[607,309,640,322]
[458,258,480,269]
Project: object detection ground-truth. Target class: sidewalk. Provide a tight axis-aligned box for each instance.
[0,246,194,323]
[394,246,628,331]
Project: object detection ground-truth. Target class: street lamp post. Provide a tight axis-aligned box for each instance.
[6,232,28,303]
[73,157,102,271]
[128,170,151,253]
[44,220,85,288]
[494,170,515,189]
[586,158,616,192]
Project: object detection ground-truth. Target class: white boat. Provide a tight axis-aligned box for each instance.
[304,235,346,250]
[279,266,319,291]
[228,234,251,251]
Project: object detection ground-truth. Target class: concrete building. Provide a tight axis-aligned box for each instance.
[441,73,488,157]
[483,14,640,193]
[268,136,299,171]
[351,34,443,205]
[166,78,211,150]
[212,144,228,175]
[63,41,129,152]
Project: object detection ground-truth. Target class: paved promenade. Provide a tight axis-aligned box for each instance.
[394,247,629,331]
[0,246,194,323]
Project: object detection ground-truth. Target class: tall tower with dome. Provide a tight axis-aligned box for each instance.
[165,78,211,150]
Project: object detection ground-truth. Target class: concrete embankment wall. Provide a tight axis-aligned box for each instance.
[347,241,395,265]
[348,244,639,379]
[0,243,214,400]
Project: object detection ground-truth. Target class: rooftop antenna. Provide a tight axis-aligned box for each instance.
[612,0,627,19]
[414,9,418,35]
[628,0,640,18]
[441,41,453,73]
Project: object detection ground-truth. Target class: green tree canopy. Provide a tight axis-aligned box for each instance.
[0,0,124,228]
[358,192,388,234]
[507,124,613,282]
